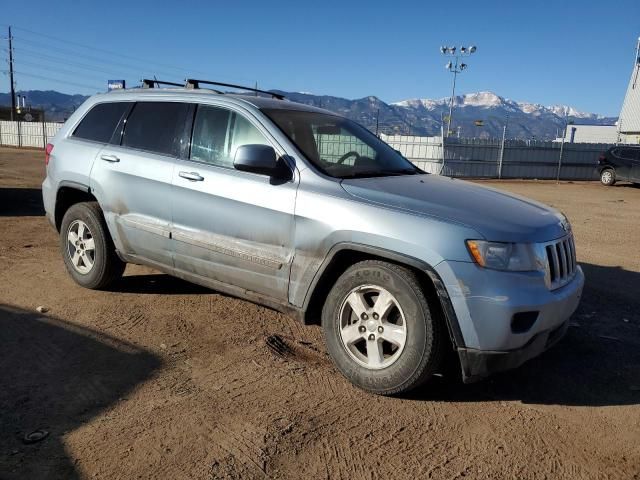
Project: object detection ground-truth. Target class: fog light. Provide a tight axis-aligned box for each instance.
[511,311,539,333]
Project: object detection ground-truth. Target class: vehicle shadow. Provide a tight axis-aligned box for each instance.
[615,182,640,189]
[411,262,640,407]
[111,273,211,295]
[0,187,45,216]
[0,304,161,479]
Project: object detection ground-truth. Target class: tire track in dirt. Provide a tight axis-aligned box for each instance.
[3,152,640,479]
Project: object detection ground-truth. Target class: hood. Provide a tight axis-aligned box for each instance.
[340,174,568,243]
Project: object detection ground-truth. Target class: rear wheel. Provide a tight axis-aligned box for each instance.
[60,202,125,289]
[600,168,615,186]
[322,260,443,395]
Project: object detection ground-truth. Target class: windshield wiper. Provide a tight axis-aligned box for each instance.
[340,168,419,179]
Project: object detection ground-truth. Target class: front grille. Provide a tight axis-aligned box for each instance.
[544,234,577,290]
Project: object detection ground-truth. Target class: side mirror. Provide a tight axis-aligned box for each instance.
[233,144,291,180]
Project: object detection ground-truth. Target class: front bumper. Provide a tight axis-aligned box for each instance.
[434,260,584,382]
[457,319,569,383]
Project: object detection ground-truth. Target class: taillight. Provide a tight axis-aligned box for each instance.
[45,143,54,165]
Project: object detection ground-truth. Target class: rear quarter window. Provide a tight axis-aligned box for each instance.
[122,102,191,156]
[72,102,129,143]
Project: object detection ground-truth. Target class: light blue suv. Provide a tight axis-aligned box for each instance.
[42,82,584,395]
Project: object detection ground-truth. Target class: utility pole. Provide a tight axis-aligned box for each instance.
[8,26,16,121]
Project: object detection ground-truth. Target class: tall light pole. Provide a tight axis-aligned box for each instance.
[441,45,477,137]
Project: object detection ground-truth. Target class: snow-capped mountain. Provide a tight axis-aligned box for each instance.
[277,89,615,139]
[390,91,613,136]
[392,91,604,119]
[1,89,617,140]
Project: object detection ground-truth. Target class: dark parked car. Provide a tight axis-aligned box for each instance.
[598,145,640,186]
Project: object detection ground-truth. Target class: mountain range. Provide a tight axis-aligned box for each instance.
[0,89,617,140]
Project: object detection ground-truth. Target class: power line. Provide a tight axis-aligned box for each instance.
[15,47,149,77]
[17,59,116,83]
[5,24,260,87]
[13,36,186,79]
[2,23,265,94]
[16,48,158,79]
[8,25,212,78]
[1,69,101,91]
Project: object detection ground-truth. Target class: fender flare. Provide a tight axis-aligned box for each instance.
[302,242,466,348]
[58,180,91,193]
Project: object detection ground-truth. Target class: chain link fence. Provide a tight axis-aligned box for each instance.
[0,119,610,180]
[382,134,610,180]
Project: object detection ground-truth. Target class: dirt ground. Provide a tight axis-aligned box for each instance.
[1,147,639,480]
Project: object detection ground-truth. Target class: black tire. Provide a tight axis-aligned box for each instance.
[600,168,616,186]
[59,202,125,289]
[322,260,443,395]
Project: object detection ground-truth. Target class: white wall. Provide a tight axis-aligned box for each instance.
[555,125,618,144]
[0,120,63,148]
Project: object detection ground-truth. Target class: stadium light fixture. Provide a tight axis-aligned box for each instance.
[440,43,478,136]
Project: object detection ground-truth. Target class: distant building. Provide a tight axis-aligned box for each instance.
[618,37,640,144]
[554,37,640,145]
[555,124,618,144]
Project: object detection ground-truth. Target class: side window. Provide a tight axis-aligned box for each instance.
[229,114,271,158]
[122,102,190,156]
[190,105,270,168]
[190,106,232,166]
[620,148,639,160]
[72,102,129,143]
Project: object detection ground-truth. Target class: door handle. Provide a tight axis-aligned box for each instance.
[100,154,120,163]
[179,171,204,181]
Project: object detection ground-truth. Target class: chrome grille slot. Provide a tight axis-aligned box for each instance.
[545,234,577,290]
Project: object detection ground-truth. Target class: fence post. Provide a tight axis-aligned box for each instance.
[41,111,47,149]
[440,125,446,175]
[17,120,22,148]
[0,120,3,147]
[498,124,506,179]
[556,136,565,183]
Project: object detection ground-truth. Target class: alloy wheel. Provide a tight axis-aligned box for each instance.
[66,220,96,274]
[338,285,407,369]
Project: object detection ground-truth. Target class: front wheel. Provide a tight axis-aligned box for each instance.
[600,168,616,186]
[322,260,443,395]
[59,202,125,289]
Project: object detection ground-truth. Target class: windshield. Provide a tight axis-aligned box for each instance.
[263,109,421,179]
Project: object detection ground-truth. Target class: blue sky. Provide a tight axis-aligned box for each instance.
[2,0,639,115]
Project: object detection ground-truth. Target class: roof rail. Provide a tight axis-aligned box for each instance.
[141,79,184,89]
[185,78,285,100]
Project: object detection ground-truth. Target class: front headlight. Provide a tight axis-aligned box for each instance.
[466,240,543,271]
